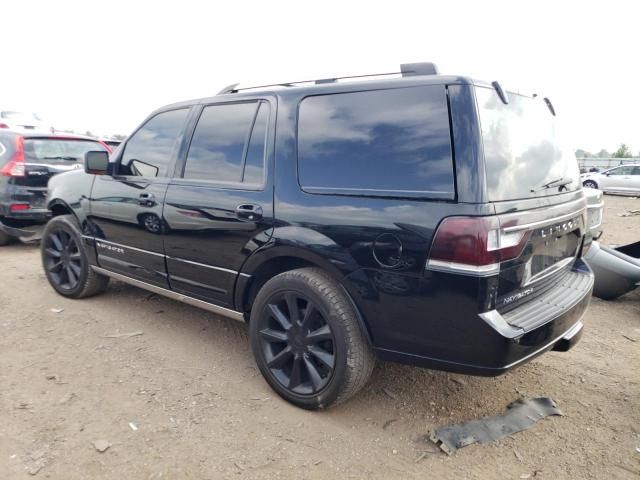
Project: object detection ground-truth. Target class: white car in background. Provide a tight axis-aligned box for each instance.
[582,164,640,195]
[0,110,48,133]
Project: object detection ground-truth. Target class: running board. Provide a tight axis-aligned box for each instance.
[91,266,245,322]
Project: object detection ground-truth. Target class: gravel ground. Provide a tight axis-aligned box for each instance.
[0,195,638,479]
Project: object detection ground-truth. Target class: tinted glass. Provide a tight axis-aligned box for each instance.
[184,102,257,183]
[608,166,633,175]
[632,167,640,175]
[297,86,454,196]
[120,108,189,177]
[477,87,580,201]
[243,102,269,185]
[24,139,108,166]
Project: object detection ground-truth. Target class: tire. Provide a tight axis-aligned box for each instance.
[0,229,15,246]
[249,268,374,409]
[583,180,598,189]
[41,215,109,298]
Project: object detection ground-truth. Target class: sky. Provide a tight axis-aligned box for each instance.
[1,0,637,154]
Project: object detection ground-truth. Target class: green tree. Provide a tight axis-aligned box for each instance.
[597,149,610,158]
[612,143,632,158]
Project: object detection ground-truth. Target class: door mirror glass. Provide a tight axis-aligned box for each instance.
[85,151,110,175]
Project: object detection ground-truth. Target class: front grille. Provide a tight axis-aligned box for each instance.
[503,269,593,332]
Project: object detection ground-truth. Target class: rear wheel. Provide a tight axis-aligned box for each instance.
[249,268,374,409]
[41,215,109,298]
[583,180,598,189]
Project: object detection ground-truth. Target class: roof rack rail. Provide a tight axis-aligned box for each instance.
[217,62,439,95]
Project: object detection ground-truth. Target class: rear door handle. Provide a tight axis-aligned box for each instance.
[235,204,263,221]
[139,193,155,206]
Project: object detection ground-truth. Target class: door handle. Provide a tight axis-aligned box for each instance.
[139,193,155,206]
[235,204,263,221]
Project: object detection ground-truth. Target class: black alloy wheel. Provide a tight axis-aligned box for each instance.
[41,215,109,298]
[250,268,375,409]
[258,292,336,395]
[43,228,83,290]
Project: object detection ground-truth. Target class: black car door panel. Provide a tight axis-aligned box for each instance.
[163,99,275,307]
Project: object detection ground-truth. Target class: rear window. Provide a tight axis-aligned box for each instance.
[297,86,454,198]
[476,87,580,201]
[24,138,108,166]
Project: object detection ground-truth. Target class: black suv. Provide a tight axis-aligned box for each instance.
[0,131,110,244]
[41,63,594,409]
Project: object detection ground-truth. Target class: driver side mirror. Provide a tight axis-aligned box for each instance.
[85,151,110,175]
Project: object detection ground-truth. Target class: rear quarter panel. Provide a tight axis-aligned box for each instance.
[47,169,96,233]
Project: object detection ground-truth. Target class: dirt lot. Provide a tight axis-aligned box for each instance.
[1,195,639,479]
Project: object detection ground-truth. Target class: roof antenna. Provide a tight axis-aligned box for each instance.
[543,97,556,116]
[491,81,509,104]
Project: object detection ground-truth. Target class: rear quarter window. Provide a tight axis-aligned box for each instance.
[297,85,454,199]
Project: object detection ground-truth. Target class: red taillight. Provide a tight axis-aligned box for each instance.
[9,203,30,212]
[0,136,26,177]
[427,216,530,275]
[0,123,9,129]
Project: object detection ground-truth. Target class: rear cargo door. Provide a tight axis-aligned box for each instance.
[475,85,586,313]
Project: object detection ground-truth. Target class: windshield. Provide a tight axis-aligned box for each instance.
[24,138,108,165]
[476,86,580,201]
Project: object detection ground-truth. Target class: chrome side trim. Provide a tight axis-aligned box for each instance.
[91,237,165,257]
[86,237,252,278]
[502,207,586,233]
[478,310,525,339]
[426,259,500,277]
[91,266,245,322]
[167,256,237,275]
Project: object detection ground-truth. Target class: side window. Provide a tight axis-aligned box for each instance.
[609,166,633,175]
[243,102,269,185]
[184,101,268,185]
[119,108,189,177]
[632,166,640,175]
[297,86,454,197]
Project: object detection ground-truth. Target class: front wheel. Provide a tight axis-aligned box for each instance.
[41,215,109,298]
[249,268,374,409]
[583,180,598,189]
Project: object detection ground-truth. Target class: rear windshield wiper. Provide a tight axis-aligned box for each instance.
[530,177,573,193]
[43,156,79,161]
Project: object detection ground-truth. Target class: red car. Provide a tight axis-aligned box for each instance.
[0,132,111,244]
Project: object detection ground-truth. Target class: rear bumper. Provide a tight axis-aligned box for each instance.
[374,259,594,376]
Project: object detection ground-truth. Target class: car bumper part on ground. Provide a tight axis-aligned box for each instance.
[0,219,45,240]
[584,240,640,300]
